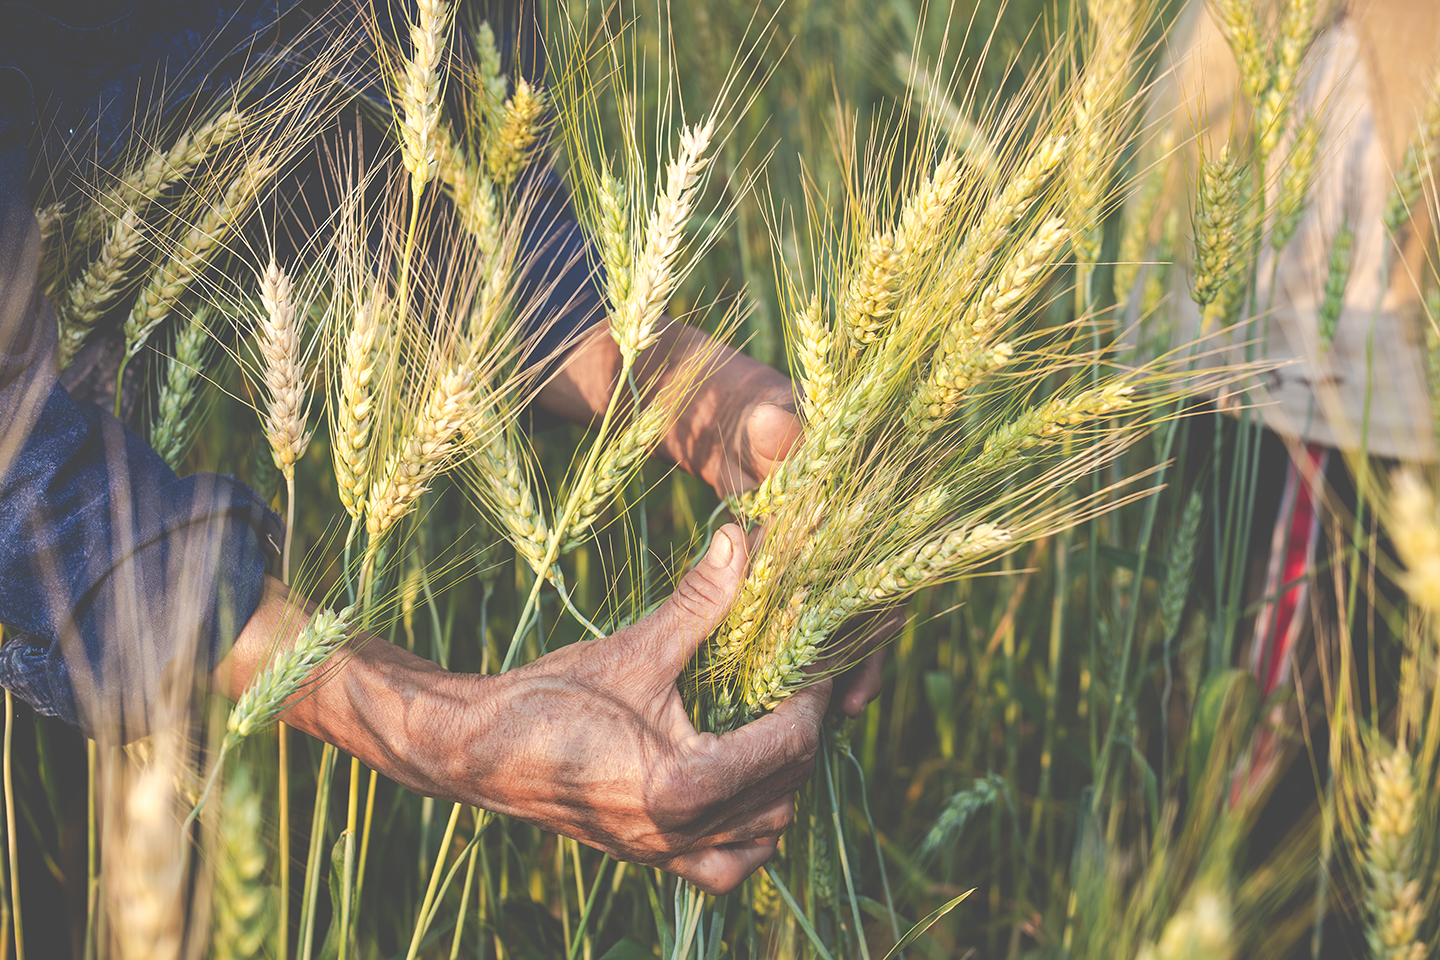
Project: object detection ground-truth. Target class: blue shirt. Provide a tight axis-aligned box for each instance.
[0,0,602,741]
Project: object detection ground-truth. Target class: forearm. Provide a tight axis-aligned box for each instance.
[213,575,479,801]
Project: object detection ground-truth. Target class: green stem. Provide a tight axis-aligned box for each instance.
[764,866,835,960]
[113,354,130,421]
[823,744,869,960]
[565,853,611,960]
[338,757,360,960]
[277,723,290,960]
[501,356,637,672]
[405,802,463,960]
[299,744,337,960]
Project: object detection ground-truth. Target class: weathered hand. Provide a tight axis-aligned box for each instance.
[461,524,829,893]
[221,526,830,896]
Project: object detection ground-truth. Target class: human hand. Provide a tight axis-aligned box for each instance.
[536,320,801,498]
[224,528,830,896]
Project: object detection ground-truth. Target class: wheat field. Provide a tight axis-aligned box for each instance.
[3,0,1439,958]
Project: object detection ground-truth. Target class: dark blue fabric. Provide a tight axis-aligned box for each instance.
[0,0,604,739]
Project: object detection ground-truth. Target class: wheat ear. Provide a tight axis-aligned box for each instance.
[1136,889,1235,960]
[488,80,547,191]
[257,260,312,478]
[110,738,185,960]
[841,231,901,350]
[1366,748,1428,960]
[1271,115,1320,253]
[150,309,211,470]
[1114,133,1174,305]
[57,207,145,366]
[745,523,1013,712]
[972,382,1135,474]
[399,0,455,192]
[906,217,1068,438]
[1191,148,1245,329]
[947,133,1066,307]
[793,294,835,422]
[1384,67,1440,235]
[123,156,276,363]
[561,397,674,552]
[212,766,271,960]
[1390,470,1440,614]
[227,606,354,743]
[333,300,379,521]
[1317,222,1353,353]
[611,118,717,364]
[77,110,246,244]
[473,416,550,572]
[366,366,476,541]
[438,126,501,257]
[1211,0,1271,106]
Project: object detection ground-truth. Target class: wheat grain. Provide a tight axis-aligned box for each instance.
[399,0,455,192]
[487,80,547,192]
[257,259,312,478]
[333,300,379,521]
[149,309,211,470]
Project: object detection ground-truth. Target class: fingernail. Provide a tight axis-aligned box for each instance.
[707,527,735,568]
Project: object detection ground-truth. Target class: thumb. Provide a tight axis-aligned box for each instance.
[642,524,748,675]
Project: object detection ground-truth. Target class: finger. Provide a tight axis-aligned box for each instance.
[744,398,802,480]
[837,648,886,718]
[703,678,831,792]
[688,793,795,849]
[665,837,780,896]
[640,524,748,674]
